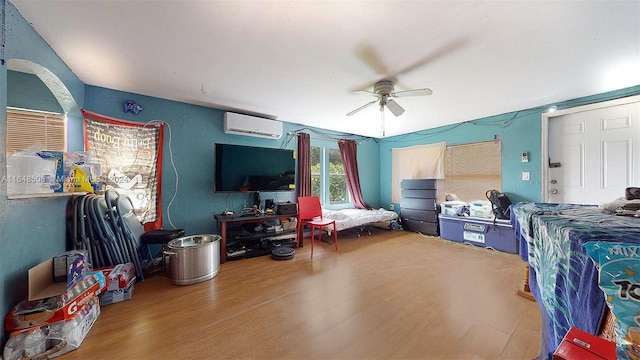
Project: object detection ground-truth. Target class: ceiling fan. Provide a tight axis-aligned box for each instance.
[346,80,433,117]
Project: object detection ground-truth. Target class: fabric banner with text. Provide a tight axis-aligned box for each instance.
[82,110,164,230]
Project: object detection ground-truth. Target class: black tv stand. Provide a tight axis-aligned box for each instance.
[215,213,299,263]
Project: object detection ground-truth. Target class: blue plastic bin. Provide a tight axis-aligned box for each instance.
[438,214,519,254]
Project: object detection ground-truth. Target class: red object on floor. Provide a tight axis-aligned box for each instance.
[553,327,616,360]
[297,196,338,257]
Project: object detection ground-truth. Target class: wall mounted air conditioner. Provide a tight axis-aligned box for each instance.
[223,112,282,139]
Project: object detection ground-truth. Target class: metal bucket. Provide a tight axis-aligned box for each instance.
[165,234,220,286]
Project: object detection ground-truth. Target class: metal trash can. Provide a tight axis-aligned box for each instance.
[165,234,220,285]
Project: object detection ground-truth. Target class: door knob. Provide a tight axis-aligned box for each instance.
[550,189,558,194]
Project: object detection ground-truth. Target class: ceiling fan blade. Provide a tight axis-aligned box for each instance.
[388,38,467,79]
[386,99,405,117]
[346,100,378,116]
[352,89,380,97]
[355,43,390,76]
[392,88,433,97]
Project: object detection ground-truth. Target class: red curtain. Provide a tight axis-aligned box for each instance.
[297,132,312,197]
[338,139,371,209]
[82,110,164,231]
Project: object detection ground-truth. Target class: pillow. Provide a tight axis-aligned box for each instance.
[322,209,348,220]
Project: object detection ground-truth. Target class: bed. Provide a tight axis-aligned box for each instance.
[321,208,399,236]
[511,202,640,359]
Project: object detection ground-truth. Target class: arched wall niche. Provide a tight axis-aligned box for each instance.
[7,59,80,118]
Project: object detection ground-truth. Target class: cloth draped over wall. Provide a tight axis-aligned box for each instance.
[82,109,164,230]
[297,132,312,198]
[338,139,371,209]
[391,141,446,203]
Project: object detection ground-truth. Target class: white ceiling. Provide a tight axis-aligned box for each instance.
[10,1,640,138]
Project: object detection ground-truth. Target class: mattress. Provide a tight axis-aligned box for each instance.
[321,208,398,232]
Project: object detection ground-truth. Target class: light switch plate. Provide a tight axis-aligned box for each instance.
[522,172,530,181]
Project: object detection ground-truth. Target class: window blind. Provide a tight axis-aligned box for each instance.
[6,107,66,154]
[444,140,502,202]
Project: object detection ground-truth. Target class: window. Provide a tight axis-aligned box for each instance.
[444,140,502,201]
[310,145,349,205]
[6,107,66,154]
[311,146,321,197]
[328,148,347,203]
[5,107,67,198]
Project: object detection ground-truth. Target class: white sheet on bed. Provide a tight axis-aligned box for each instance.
[321,208,398,232]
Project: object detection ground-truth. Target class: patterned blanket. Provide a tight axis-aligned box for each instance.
[511,202,640,359]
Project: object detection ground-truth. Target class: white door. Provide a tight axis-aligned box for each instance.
[548,101,640,205]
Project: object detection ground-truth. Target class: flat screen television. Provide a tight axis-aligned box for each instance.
[214,143,296,192]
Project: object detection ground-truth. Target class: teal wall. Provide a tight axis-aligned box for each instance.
[1,2,85,347]
[83,85,380,236]
[0,45,7,352]
[379,85,640,209]
[7,71,63,113]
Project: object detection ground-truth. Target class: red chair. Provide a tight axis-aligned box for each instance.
[297,196,338,257]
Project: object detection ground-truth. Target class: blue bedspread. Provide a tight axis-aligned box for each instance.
[511,202,640,359]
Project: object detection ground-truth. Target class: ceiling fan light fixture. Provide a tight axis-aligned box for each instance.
[373,80,395,96]
[346,79,431,117]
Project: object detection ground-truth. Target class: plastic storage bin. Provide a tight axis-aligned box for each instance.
[438,214,518,254]
[440,201,467,216]
[469,200,492,218]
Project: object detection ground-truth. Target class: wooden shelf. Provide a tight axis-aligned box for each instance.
[8,192,87,200]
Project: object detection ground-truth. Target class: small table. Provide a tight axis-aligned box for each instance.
[215,213,299,263]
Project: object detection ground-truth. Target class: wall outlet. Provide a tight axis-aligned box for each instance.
[522,171,530,181]
[389,204,395,210]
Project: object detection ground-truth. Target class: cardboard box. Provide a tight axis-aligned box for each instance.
[29,250,88,301]
[281,218,297,231]
[553,327,616,360]
[53,251,86,283]
[5,272,106,332]
[3,298,100,360]
[99,279,135,306]
[96,263,136,291]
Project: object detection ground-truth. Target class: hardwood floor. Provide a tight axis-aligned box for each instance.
[59,228,541,360]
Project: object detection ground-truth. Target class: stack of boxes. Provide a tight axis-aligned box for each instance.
[3,251,105,359]
[3,251,136,359]
[96,263,136,306]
